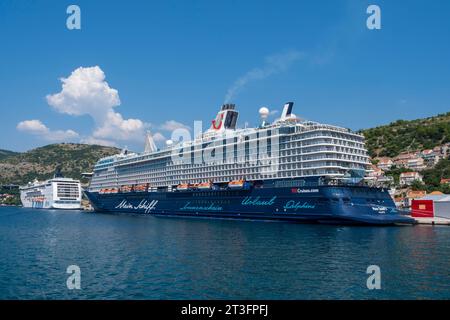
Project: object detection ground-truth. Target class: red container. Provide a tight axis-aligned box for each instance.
[411,200,434,218]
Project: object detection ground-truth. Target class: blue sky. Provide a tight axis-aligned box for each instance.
[1,0,449,152]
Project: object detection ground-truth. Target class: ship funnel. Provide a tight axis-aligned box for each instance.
[221,103,235,111]
[210,104,239,131]
[281,102,294,119]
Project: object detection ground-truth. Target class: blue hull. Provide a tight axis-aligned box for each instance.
[84,185,415,225]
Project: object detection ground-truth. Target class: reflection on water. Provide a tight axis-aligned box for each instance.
[0,207,449,299]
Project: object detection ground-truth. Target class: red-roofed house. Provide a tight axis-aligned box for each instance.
[421,149,441,167]
[399,172,423,186]
[377,157,394,171]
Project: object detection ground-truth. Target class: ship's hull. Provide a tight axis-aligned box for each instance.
[84,185,415,225]
[20,199,81,210]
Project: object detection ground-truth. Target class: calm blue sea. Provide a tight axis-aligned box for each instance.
[0,207,449,299]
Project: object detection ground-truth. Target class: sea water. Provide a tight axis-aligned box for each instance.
[0,207,449,299]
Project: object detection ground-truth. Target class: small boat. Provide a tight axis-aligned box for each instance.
[102,188,119,194]
[198,181,213,190]
[120,185,133,193]
[228,180,251,190]
[177,183,190,191]
[134,184,148,192]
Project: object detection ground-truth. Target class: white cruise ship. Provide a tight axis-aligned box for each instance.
[84,101,415,225]
[20,172,82,210]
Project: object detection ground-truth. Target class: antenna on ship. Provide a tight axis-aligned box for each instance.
[144,130,158,153]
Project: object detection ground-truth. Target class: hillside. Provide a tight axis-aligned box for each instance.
[360,112,450,158]
[0,149,19,161]
[0,143,120,185]
[410,159,450,193]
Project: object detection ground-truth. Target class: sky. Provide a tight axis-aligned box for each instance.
[0,0,449,152]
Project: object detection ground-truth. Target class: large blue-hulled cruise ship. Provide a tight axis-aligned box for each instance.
[85,102,414,225]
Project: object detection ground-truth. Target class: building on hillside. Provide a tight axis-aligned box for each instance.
[399,172,423,186]
[440,178,450,185]
[434,144,450,158]
[421,149,441,167]
[365,165,394,186]
[377,175,394,186]
[394,152,418,168]
[365,164,383,182]
[406,157,426,171]
[377,157,394,171]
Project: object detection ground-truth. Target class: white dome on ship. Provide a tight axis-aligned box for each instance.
[259,107,269,118]
[166,139,173,146]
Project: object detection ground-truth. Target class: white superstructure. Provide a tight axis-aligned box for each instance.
[88,102,370,192]
[20,176,82,209]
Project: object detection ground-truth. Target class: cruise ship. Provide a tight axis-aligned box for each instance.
[20,171,82,209]
[85,102,414,225]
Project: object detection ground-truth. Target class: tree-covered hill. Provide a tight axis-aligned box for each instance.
[360,112,450,158]
[0,149,19,161]
[411,159,450,193]
[0,143,120,185]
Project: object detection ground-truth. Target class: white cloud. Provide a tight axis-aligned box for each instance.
[46,66,148,144]
[46,66,120,118]
[92,110,147,142]
[17,120,48,135]
[18,66,184,149]
[17,120,79,142]
[152,132,166,143]
[158,120,190,131]
[224,50,304,103]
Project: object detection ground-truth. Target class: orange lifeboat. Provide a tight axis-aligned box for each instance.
[228,179,251,190]
[134,184,148,192]
[177,183,190,191]
[120,185,133,193]
[198,181,213,190]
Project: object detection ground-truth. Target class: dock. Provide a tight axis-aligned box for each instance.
[413,217,450,225]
